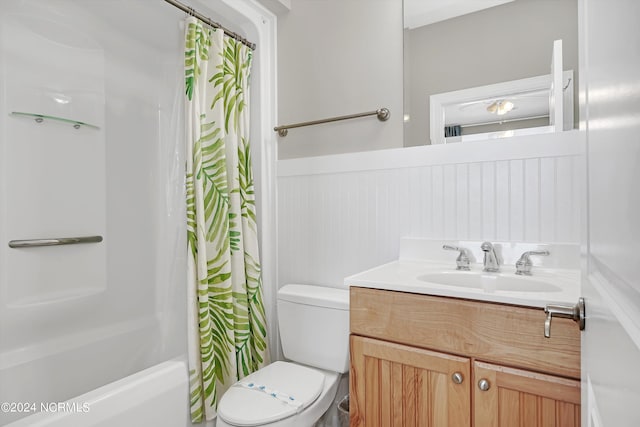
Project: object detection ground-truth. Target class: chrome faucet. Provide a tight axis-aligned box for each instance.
[515,250,550,275]
[480,242,500,272]
[443,245,471,271]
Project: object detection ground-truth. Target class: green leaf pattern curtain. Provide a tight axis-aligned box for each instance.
[184,17,268,422]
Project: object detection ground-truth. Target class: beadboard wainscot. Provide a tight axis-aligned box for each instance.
[277,130,584,288]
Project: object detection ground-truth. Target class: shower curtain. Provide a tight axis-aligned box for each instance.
[184,17,268,422]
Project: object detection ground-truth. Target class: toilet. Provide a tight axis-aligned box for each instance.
[216,284,350,427]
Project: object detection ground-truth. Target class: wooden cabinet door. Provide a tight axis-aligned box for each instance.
[350,335,470,427]
[474,361,581,427]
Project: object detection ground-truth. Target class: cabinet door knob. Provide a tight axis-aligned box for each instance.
[478,379,491,391]
[451,372,464,384]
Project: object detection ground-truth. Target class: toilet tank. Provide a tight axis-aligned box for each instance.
[277,284,350,373]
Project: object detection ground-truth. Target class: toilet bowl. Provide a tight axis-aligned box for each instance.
[216,285,350,427]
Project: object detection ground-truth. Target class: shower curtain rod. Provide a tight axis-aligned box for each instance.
[163,0,256,50]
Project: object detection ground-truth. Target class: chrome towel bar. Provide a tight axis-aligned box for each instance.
[274,107,390,137]
[8,235,103,248]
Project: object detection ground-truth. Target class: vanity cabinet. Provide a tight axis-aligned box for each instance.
[349,287,581,427]
[351,335,470,426]
[474,361,580,426]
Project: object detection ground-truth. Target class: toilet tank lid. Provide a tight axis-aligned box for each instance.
[278,284,349,310]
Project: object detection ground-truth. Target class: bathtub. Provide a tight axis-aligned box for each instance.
[0,0,274,426]
[5,360,188,427]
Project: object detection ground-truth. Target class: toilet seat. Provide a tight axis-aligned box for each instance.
[217,361,325,426]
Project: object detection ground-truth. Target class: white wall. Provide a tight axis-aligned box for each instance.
[276,0,404,159]
[404,0,579,146]
[278,132,583,287]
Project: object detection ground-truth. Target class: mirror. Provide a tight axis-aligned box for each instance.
[429,43,574,144]
[403,0,579,147]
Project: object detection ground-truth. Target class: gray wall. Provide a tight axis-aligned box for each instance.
[404,0,579,147]
[277,0,404,159]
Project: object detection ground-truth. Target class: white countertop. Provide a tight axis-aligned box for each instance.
[345,260,581,309]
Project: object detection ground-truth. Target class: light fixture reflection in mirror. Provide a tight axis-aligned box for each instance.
[486,100,514,116]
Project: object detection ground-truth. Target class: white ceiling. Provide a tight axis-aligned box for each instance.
[404,0,515,29]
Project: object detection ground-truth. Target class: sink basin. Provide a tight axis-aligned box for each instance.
[416,272,562,293]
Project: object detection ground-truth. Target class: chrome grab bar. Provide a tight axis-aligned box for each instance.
[274,107,390,137]
[8,235,103,248]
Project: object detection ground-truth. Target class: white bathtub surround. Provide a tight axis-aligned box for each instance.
[184,18,269,422]
[0,3,187,424]
[0,0,277,425]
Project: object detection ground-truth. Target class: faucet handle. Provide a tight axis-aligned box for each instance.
[515,250,550,276]
[443,245,471,271]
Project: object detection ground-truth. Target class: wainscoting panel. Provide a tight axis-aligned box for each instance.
[277,135,583,287]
